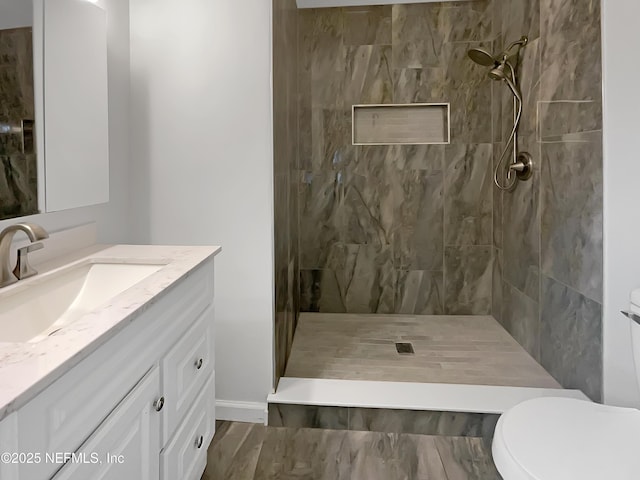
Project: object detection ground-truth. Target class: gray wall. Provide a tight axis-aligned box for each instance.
[494,0,603,401]
[298,1,497,315]
[273,0,301,383]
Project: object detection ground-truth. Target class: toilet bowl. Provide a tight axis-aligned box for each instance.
[492,289,640,479]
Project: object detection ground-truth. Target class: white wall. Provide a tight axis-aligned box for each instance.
[0,0,32,29]
[602,0,640,407]
[129,0,274,418]
[0,0,131,244]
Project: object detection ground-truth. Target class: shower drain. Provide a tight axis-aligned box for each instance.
[395,342,415,355]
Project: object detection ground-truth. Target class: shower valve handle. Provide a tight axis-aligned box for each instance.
[508,152,534,181]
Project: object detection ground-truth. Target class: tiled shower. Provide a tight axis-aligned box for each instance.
[273,0,603,402]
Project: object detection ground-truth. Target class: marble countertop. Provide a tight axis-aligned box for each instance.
[0,244,221,422]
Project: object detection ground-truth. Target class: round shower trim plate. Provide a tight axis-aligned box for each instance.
[515,152,534,181]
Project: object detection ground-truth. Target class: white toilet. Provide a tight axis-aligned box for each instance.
[492,290,640,480]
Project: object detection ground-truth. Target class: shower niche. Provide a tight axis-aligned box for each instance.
[352,103,450,145]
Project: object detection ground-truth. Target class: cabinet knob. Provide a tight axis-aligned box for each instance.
[154,396,165,412]
[196,435,204,449]
[195,358,204,370]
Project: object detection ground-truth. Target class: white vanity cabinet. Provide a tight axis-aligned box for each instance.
[52,367,161,480]
[4,258,216,480]
[0,414,19,480]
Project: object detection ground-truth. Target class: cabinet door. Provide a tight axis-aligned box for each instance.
[53,367,161,480]
[161,374,215,480]
[0,414,19,480]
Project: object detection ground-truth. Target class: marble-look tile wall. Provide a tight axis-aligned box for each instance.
[495,0,603,401]
[0,27,38,219]
[268,403,500,446]
[273,0,300,385]
[298,2,496,315]
[269,404,500,445]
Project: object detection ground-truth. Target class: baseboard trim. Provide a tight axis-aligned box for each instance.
[216,400,268,424]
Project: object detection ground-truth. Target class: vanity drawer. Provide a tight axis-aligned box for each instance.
[160,373,215,480]
[161,305,214,443]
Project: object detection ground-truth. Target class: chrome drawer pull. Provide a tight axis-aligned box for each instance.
[154,396,165,412]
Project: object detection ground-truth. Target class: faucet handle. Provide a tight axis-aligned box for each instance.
[12,242,44,281]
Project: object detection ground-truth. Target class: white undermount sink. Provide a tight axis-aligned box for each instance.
[0,262,165,343]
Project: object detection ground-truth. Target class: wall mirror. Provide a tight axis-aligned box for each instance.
[0,0,109,221]
[0,0,37,219]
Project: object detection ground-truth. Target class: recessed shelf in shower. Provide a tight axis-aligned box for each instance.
[352,103,450,146]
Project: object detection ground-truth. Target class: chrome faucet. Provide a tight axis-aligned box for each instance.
[0,223,49,288]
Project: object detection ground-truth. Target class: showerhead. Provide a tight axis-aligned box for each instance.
[467,48,497,67]
[489,62,507,81]
[488,60,523,103]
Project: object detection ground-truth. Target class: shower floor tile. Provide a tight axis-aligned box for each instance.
[284,313,561,389]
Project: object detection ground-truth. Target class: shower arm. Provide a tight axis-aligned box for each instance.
[501,37,529,60]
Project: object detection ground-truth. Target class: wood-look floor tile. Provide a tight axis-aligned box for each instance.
[204,423,501,480]
[253,427,351,479]
[434,437,501,480]
[348,431,449,480]
[203,422,266,480]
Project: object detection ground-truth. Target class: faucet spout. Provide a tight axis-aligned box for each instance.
[0,223,49,288]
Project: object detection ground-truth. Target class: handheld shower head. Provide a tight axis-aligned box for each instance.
[489,62,507,81]
[488,59,521,95]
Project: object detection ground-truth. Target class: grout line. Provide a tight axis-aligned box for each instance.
[537,145,543,362]
[442,145,448,315]
[541,272,603,306]
[503,278,537,305]
[443,244,493,248]
[537,0,544,365]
